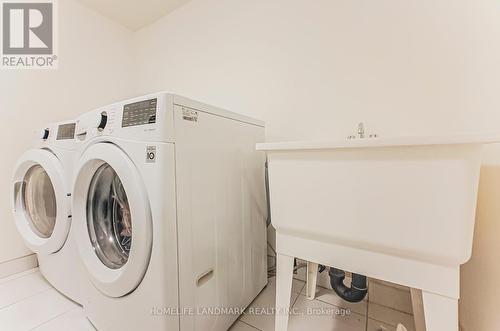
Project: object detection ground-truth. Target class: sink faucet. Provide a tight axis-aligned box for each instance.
[358,122,365,139]
[347,122,377,140]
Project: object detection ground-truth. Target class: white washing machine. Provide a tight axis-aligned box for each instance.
[12,120,85,303]
[72,92,268,331]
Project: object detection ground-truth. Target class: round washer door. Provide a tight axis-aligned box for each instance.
[12,149,70,254]
[73,142,152,298]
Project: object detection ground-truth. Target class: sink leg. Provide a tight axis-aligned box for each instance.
[275,253,294,331]
[410,288,426,331]
[422,291,458,331]
[306,261,318,300]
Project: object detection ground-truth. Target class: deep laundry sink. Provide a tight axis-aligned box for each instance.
[257,132,500,331]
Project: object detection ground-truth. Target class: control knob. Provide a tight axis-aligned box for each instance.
[97,112,108,131]
[41,128,49,140]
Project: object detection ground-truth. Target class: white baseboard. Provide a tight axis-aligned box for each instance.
[0,254,38,279]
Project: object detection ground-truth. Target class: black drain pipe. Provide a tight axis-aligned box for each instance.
[329,267,367,303]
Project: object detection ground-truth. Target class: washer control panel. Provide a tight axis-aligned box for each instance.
[122,98,157,128]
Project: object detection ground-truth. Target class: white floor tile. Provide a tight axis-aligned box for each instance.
[300,284,367,316]
[0,271,51,309]
[31,307,95,331]
[240,276,368,331]
[368,280,413,315]
[0,268,39,285]
[288,295,366,331]
[367,318,397,331]
[0,288,78,331]
[369,279,410,292]
[240,277,304,331]
[368,302,415,331]
[229,320,260,331]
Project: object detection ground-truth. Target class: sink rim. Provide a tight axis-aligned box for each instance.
[257,133,500,151]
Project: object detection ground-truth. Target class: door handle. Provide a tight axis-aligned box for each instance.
[13,181,24,212]
[196,268,214,287]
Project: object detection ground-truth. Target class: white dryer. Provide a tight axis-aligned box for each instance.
[72,93,267,330]
[12,120,85,303]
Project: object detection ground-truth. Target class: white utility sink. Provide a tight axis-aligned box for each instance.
[258,132,500,331]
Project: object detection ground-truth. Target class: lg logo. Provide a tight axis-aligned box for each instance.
[2,1,53,54]
[146,146,156,163]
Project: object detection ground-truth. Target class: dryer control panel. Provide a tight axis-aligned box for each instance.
[56,123,76,140]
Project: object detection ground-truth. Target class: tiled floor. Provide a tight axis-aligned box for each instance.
[0,268,414,331]
[231,275,415,331]
[0,268,94,331]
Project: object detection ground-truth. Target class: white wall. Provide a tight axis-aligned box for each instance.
[460,165,500,331]
[133,0,500,144]
[0,0,135,266]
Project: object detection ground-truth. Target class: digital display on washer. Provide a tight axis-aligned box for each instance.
[56,123,76,140]
[122,98,157,127]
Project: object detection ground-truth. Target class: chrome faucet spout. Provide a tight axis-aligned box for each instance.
[358,122,365,138]
[347,122,376,140]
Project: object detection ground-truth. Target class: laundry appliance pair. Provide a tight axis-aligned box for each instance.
[12,93,268,330]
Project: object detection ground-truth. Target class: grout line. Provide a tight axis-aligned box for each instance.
[0,268,41,287]
[369,302,414,317]
[369,317,401,328]
[368,301,414,316]
[314,296,368,317]
[291,281,306,307]
[0,253,36,265]
[238,319,264,331]
[0,267,39,285]
[292,284,368,321]
[296,295,369,322]
[0,287,53,311]
[27,307,82,331]
[369,315,414,329]
[0,270,52,310]
[295,289,369,317]
[369,279,411,292]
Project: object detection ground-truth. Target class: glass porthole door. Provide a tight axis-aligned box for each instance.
[12,150,70,254]
[73,142,152,298]
[87,164,132,269]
